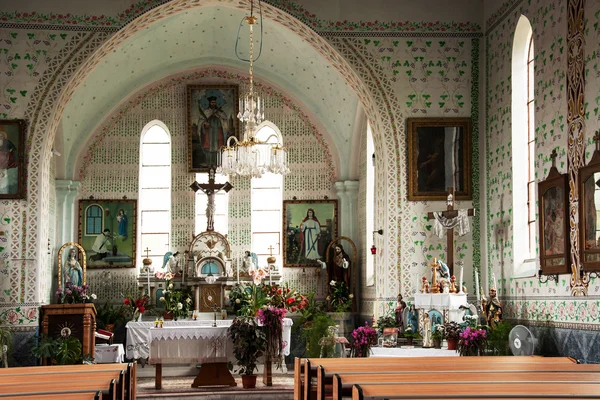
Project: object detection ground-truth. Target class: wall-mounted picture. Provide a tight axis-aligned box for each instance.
[407,118,472,201]
[78,199,137,268]
[0,119,25,199]
[57,242,87,289]
[187,85,239,172]
[283,199,338,268]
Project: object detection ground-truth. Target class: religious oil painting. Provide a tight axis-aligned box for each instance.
[0,119,25,199]
[407,118,472,201]
[78,199,137,268]
[578,147,600,272]
[187,85,239,173]
[538,163,569,275]
[283,199,338,268]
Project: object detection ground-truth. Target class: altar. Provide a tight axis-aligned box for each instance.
[413,293,467,328]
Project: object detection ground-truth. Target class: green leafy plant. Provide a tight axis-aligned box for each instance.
[327,280,353,312]
[304,313,336,358]
[431,325,443,340]
[443,321,462,340]
[486,321,513,355]
[227,316,267,375]
[376,314,398,336]
[31,335,84,365]
[403,325,421,339]
[155,272,193,319]
[96,302,125,326]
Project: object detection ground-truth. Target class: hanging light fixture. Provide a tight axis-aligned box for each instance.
[217,0,289,178]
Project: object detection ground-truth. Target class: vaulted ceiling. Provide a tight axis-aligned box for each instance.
[60,4,361,179]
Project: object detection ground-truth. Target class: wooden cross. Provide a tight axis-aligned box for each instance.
[144,247,151,258]
[190,168,233,232]
[267,244,275,257]
[427,187,475,277]
[550,149,558,168]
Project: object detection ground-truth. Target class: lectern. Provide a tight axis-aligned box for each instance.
[41,303,97,363]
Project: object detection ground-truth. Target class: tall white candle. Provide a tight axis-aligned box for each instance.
[475,270,480,301]
[181,255,185,285]
[459,265,464,294]
[492,272,498,293]
[147,267,151,298]
[237,256,240,284]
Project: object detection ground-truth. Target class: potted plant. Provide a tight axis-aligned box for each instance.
[227,316,267,388]
[376,314,398,336]
[349,322,378,358]
[443,321,462,350]
[403,326,420,346]
[30,334,92,365]
[155,272,193,320]
[457,326,487,356]
[431,325,443,348]
[96,302,124,332]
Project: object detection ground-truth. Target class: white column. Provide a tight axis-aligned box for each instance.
[344,181,360,243]
[334,182,349,238]
[55,180,80,245]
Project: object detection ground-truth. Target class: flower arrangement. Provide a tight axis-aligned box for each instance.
[403,325,420,338]
[227,316,267,375]
[261,283,308,312]
[257,306,286,366]
[376,314,398,336]
[443,321,463,340]
[123,293,150,321]
[350,322,378,357]
[155,271,193,320]
[327,280,353,312]
[457,326,487,356]
[248,266,268,285]
[431,324,444,340]
[56,282,96,304]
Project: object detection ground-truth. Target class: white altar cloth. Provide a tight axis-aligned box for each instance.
[414,293,467,323]
[126,318,293,360]
[94,343,125,363]
[149,325,231,364]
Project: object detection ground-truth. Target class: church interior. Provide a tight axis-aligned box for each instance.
[1,0,600,397]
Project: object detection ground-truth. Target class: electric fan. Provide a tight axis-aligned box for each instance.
[508,325,537,356]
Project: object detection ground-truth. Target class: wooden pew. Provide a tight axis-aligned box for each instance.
[0,379,117,400]
[296,356,578,400]
[0,370,125,400]
[315,362,600,400]
[0,363,135,400]
[330,371,600,400]
[2,392,102,400]
[352,382,600,400]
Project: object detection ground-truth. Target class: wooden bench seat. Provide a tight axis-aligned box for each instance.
[2,391,101,400]
[0,379,116,400]
[329,371,600,400]
[0,363,135,400]
[352,382,600,400]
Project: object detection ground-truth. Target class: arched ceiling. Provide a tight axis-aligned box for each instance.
[61,4,360,179]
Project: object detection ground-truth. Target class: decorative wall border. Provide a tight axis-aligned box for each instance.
[485,0,524,35]
[508,319,600,332]
[471,37,482,290]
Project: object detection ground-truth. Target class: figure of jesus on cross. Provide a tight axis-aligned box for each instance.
[427,187,475,277]
[190,168,233,232]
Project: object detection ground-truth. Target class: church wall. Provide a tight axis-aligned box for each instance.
[485,0,600,361]
[77,71,335,303]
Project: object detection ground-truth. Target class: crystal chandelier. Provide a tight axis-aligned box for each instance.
[216,2,290,178]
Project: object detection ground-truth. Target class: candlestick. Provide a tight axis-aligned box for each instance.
[237,256,240,284]
[181,253,185,285]
[492,272,498,293]
[147,267,151,297]
[475,270,480,301]
[458,265,464,294]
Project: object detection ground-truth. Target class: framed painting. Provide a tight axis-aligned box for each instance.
[0,119,26,199]
[187,85,239,172]
[539,161,570,275]
[579,144,600,272]
[78,199,137,268]
[283,199,338,268]
[57,242,87,289]
[407,118,472,201]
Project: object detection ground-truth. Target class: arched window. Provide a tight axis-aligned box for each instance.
[139,121,171,268]
[85,205,103,235]
[195,172,229,234]
[365,122,375,286]
[251,122,284,269]
[512,15,537,276]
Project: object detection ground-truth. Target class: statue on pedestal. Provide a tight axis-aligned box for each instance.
[394,293,406,329]
[481,287,502,329]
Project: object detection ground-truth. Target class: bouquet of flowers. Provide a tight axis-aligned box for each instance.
[262,282,308,313]
[155,271,193,320]
[123,293,150,321]
[350,322,378,357]
[327,280,353,312]
[257,306,286,366]
[56,282,96,304]
[457,326,487,356]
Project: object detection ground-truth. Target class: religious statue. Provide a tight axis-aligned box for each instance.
[162,251,182,275]
[394,293,406,329]
[407,304,418,335]
[328,243,351,289]
[481,287,503,329]
[63,248,83,287]
[422,312,433,348]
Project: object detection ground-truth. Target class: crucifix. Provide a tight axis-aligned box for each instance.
[427,187,475,277]
[190,168,233,232]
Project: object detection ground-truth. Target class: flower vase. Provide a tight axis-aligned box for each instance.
[137,312,143,322]
[447,338,458,350]
[163,311,174,320]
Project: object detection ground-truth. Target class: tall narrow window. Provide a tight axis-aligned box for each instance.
[139,121,171,268]
[251,122,283,269]
[512,15,537,276]
[195,172,229,234]
[365,122,375,286]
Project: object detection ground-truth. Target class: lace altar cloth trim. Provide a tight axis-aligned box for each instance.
[149,326,228,341]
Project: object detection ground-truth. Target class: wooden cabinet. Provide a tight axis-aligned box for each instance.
[41,303,97,362]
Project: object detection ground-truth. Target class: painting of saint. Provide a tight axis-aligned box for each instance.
[0,120,25,199]
[543,186,565,256]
